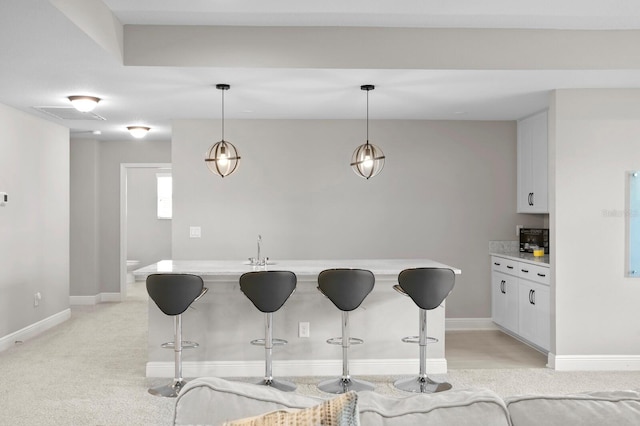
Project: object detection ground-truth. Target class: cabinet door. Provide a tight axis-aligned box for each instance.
[533,284,550,350]
[492,271,518,333]
[518,281,538,343]
[518,280,550,351]
[517,110,548,213]
[517,116,534,212]
[492,272,506,328]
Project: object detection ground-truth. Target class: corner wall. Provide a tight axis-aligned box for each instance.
[551,89,640,369]
[70,139,171,298]
[0,102,70,345]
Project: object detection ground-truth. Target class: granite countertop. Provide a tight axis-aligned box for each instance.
[490,251,550,266]
[133,258,463,280]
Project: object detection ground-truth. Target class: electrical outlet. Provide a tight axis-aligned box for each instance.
[189,226,201,238]
[34,292,42,307]
[298,322,310,338]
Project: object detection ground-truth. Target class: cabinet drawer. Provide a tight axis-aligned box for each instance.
[518,263,550,285]
[491,256,518,275]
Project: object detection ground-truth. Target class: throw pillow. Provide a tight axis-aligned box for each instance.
[222,391,359,426]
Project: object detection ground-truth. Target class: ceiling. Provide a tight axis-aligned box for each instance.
[1,0,640,141]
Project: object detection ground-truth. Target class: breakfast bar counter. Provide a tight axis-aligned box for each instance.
[134,259,461,379]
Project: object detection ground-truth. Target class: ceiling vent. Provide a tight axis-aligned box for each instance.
[32,106,106,121]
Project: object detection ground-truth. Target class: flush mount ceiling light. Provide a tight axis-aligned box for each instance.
[127,126,150,138]
[351,85,385,180]
[205,84,241,178]
[67,95,101,112]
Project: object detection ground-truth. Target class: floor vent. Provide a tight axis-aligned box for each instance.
[32,106,106,121]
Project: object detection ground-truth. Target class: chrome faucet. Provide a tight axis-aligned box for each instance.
[257,234,262,265]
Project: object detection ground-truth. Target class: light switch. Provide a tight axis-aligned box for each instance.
[189,226,201,238]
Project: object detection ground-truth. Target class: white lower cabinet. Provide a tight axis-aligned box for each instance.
[491,255,550,352]
[492,271,519,333]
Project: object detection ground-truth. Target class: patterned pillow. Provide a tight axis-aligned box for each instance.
[222,391,359,426]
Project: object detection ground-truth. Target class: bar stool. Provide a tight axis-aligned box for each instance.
[240,270,297,392]
[146,273,208,397]
[317,268,375,394]
[394,267,455,393]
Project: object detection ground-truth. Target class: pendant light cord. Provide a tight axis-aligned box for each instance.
[221,88,225,141]
[366,89,369,144]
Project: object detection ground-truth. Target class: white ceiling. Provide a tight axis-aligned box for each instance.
[1,0,640,141]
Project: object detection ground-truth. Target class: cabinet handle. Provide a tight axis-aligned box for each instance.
[537,273,546,277]
[494,262,501,266]
[528,289,533,304]
[531,192,534,206]
[532,289,536,305]
[521,269,529,273]
[507,265,514,270]
[500,280,505,294]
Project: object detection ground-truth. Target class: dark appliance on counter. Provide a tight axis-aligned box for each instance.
[519,228,549,253]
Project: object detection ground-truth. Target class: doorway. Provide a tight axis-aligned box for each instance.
[119,163,172,298]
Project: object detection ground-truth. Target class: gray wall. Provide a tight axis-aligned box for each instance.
[551,89,640,357]
[70,139,99,296]
[172,119,544,318]
[0,102,69,337]
[126,168,172,269]
[70,139,171,296]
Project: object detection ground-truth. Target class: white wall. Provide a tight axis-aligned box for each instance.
[172,119,544,318]
[551,89,640,365]
[0,102,69,339]
[70,139,171,297]
[126,168,171,269]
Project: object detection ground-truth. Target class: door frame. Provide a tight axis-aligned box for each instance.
[119,163,172,298]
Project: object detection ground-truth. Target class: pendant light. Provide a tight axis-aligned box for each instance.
[205,84,241,178]
[351,85,385,179]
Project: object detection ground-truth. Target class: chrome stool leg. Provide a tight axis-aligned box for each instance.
[319,311,375,394]
[257,312,296,392]
[149,314,188,397]
[394,309,451,393]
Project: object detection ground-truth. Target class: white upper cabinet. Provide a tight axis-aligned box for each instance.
[517,110,548,213]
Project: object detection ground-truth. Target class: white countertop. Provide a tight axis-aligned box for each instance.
[133,258,462,279]
[490,251,550,266]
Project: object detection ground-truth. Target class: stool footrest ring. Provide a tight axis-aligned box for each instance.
[401,336,438,344]
[250,338,287,346]
[161,341,199,349]
[326,337,364,345]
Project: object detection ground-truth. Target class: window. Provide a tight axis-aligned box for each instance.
[157,173,172,219]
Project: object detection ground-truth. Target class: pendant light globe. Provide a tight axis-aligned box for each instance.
[351,85,385,179]
[205,84,241,178]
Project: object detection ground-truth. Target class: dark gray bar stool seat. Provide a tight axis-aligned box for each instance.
[317,268,375,394]
[394,267,455,393]
[146,273,208,397]
[240,270,297,392]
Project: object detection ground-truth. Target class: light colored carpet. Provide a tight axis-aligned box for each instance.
[2,281,640,425]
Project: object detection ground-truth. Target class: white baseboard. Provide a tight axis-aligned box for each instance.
[70,293,121,305]
[0,309,71,353]
[549,353,640,371]
[146,358,447,378]
[445,318,497,331]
